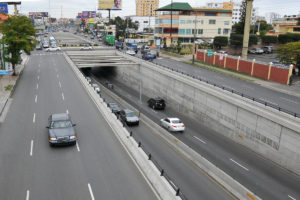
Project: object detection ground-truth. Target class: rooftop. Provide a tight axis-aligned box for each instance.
[156,2,231,13]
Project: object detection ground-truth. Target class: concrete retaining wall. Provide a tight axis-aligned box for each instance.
[115,51,300,175]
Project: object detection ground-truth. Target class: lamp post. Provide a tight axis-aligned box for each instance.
[170,0,173,43]
[192,15,197,64]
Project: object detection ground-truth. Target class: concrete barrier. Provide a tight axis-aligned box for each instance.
[116,51,300,176]
[63,53,181,200]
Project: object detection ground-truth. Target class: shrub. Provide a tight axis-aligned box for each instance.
[278,33,300,44]
[261,36,278,44]
[230,34,258,47]
[213,36,228,49]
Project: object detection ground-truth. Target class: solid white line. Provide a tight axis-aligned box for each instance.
[37,76,39,80]
[26,190,30,200]
[33,113,36,123]
[36,84,39,89]
[230,158,249,171]
[35,95,37,103]
[30,140,33,156]
[193,136,206,144]
[76,142,80,152]
[88,183,95,200]
[59,81,62,88]
[288,195,296,200]
[151,109,157,114]
[62,93,65,100]
[66,109,69,114]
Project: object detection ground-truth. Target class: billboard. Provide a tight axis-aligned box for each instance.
[29,12,48,18]
[98,0,121,10]
[0,3,8,14]
[81,11,96,19]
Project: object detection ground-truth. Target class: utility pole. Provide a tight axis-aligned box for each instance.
[241,0,254,59]
[192,15,197,64]
[170,0,173,43]
[14,4,18,15]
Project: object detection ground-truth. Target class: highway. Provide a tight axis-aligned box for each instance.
[86,62,300,200]
[0,50,158,200]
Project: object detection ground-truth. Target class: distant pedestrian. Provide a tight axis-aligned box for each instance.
[289,75,293,86]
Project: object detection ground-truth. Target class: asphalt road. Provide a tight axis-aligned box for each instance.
[87,74,235,200]
[132,51,300,116]
[0,51,157,200]
[87,67,300,200]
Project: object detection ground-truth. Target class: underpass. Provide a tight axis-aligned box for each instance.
[64,47,300,200]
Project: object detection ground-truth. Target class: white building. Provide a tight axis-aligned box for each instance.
[206,1,259,25]
[125,15,155,32]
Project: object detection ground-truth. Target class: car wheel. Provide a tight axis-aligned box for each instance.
[167,126,170,131]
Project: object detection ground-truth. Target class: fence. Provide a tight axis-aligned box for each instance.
[196,50,293,85]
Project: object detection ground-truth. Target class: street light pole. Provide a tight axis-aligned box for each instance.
[192,15,197,64]
[170,0,173,43]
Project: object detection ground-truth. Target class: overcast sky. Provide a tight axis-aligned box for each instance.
[5,0,300,20]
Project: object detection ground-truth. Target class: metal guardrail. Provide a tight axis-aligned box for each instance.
[119,50,299,118]
[100,88,188,200]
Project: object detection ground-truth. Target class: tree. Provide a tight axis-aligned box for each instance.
[238,0,247,34]
[276,41,300,67]
[213,36,228,49]
[297,17,300,26]
[0,15,36,75]
[108,17,138,40]
[266,12,281,24]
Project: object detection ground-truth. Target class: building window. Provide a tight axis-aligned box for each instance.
[144,21,148,23]
[179,29,185,34]
[186,29,191,35]
[218,28,221,34]
[223,29,229,34]
[187,20,192,24]
[180,20,185,24]
[205,12,217,16]
[198,29,203,34]
[209,19,216,24]
[224,21,230,25]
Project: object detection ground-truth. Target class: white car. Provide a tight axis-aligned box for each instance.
[91,83,100,93]
[160,118,185,132]
[80,46,93,50]
[126,50,136,56]
[45,47,61,52]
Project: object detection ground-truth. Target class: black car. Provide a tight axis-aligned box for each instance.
[108,102,121,114]
[147,98,166,110]
[46,113,77,146]
[119,109,139,126]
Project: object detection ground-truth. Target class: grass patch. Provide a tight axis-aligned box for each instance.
[183,60,255,82]
[5,85,14,91]
[161,50,183,58]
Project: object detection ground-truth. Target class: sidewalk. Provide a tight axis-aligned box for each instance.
[0,55,28,121]
[160,53,300,98]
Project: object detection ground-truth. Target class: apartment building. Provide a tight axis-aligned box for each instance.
[155,2,232,43]
[206,1,258,25]
[272,14,300,34]
[136,0,159,17]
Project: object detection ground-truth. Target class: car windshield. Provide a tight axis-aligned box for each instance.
[50,120,72,128]
[171,119,182,124]
[126,112,136,117]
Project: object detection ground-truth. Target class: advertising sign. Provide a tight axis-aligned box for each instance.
[81,11,96,19]
[29,12,48,18]
[98,0,122,10]
[0,3,8,14]
[207,50,213,56]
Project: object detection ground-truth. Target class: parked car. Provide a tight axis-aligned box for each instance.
[147,98,166,110]
[217,50,227,54]
[120,109,139,126]
[43,42,49,48]
[45,47,61,52]
[142,52,156,60]
[91,83,100,93]
[46,113,77,146]
[141,45,150,54]
[86,77,92,84]
[126,49,136,56]
[108,102,121,115]
[36,44,42,50]
[160,117,185,132]
[195,39,205,44]
[262,46,274,54]
[248,48,264,54]
[80,45,93,50]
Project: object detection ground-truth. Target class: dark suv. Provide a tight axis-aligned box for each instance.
[147,98,166,110]
[47,113,77,146]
